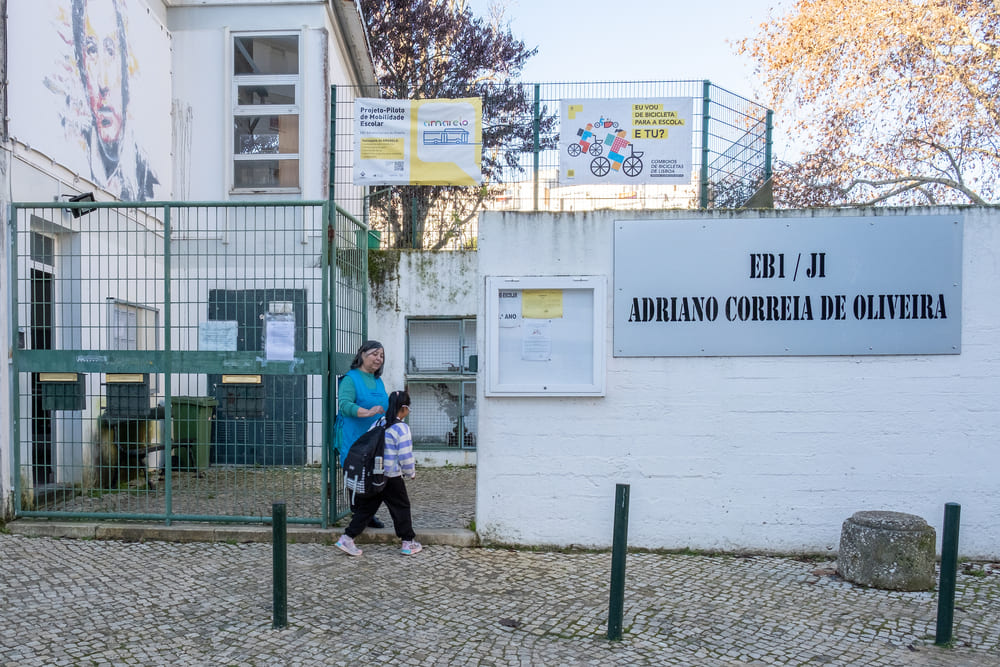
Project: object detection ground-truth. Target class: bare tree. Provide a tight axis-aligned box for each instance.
[739,0,999,207]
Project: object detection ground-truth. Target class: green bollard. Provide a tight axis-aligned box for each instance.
[607,483,630,641]
[935,502,961,646]
[272,502,288,629]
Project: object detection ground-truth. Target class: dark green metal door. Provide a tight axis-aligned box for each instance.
[208,289,307,466]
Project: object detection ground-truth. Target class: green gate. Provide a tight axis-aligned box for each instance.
[8,199,367,526]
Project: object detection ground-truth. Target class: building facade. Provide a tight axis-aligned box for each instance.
[1,0,375,518]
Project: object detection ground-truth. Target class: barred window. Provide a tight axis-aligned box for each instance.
[405,318,477,449]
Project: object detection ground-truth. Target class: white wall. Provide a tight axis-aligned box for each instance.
[475,207,1000,558]
[368,250,478,466]
[8,0,172,201]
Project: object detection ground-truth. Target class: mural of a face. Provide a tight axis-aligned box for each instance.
[33,0,162,200]
[74,0,128,161]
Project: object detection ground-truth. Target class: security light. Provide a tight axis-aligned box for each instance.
[66,192,96,218]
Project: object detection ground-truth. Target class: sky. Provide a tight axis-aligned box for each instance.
[467,0,786,104]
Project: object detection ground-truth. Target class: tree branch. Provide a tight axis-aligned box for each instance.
[845,175,986,205]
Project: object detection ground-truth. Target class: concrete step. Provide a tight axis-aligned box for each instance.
[6,520,479,547]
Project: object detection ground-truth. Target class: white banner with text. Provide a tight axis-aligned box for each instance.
[353,97,482,186]
[559,97,693,185]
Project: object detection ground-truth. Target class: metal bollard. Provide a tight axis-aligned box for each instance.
[607,483,630,641]
[272,501,288,629]
[935,502,961,646]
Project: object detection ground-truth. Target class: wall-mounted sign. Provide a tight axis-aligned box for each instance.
[560,98,693,185]
[353,97,482,186]
[199,320,238,351]
[485,276,606,396]
[264,312,295,361]
[614,216,963,357]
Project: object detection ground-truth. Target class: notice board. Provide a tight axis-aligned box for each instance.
[484,276,606,396]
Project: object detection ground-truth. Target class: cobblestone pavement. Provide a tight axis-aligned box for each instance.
[2,533,998,666]
[5,465,999,665]
[361,465,476,529]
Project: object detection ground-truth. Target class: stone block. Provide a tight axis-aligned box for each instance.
[837,510,936,591]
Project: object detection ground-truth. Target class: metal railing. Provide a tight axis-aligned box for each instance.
[8,199,365,525]
[332,80,773,248]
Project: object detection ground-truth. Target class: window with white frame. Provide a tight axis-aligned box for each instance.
[232,33,300,190]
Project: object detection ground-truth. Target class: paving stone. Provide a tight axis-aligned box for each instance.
[4,538,995,665]
[3,466,1000,665]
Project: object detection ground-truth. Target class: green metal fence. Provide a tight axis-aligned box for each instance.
[8,199,365,525]
[332,80,773,249]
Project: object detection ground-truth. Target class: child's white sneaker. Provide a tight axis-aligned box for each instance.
[401,540,422,555]
[336,535,362,556]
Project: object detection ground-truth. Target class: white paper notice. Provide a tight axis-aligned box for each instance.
[265,317,295,361]
[498,290,521,327]
[199,320,238,351]
[521,321,551,361]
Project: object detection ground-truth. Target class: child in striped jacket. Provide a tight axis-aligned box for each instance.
[336,390,422,556]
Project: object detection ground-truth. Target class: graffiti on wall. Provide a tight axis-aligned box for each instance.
[18,0,170,201]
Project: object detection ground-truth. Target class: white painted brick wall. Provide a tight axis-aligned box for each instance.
[474,207,1000,557]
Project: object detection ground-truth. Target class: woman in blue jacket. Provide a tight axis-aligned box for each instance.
[335,340,389,527]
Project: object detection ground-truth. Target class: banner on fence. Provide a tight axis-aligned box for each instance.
[560,98,693,186]
[353,97,482,186]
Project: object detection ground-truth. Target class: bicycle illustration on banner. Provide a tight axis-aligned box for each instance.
[566,120,644,178]
[559,98,693,185]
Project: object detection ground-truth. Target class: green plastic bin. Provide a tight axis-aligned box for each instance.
[170,396,217,472]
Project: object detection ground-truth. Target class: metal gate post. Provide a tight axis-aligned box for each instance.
[326,85,338,527]
[163,204,174,525]
[764,109,774,183]
[8,203,23,516]
[699,80,712,209]
[533,83,541,211]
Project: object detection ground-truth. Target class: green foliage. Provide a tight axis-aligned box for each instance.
[367,249,401,287]
[960,563,989,578]
[367,249,401,310]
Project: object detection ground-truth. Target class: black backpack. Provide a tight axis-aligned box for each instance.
[342,419,387,504]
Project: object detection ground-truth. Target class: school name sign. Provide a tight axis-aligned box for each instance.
[613,216,963,357]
